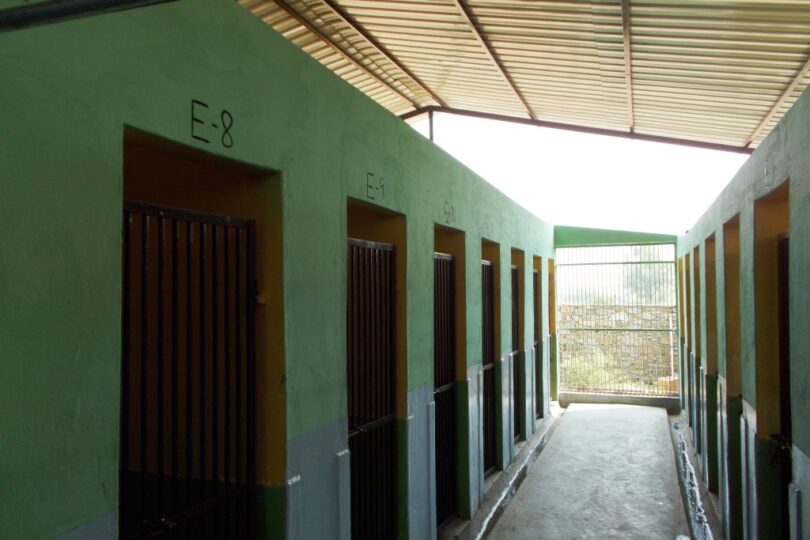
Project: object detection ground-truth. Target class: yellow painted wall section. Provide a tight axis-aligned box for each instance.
[347,201,408,419]
[511,249,526,349]
[705,235,718,375]
[435,225,468,381]
[123,135,286,487]
[723,216,742,396]
[753,181,790,438]
[482,240,502,359]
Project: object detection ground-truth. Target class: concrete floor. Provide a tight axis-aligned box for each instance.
[488,404,690,540]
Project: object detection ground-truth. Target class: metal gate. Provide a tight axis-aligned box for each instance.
[555,245,678,397]
[433,253,457,527]
[533,269,542,418]
[510,266,521,441]
[120,202,256,539]
[347,239,396,539]
[481,261,496,473]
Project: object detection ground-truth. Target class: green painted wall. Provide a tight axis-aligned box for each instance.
[0,0,554,536]
[679,85,810,538]
[678,86,810,454]
[555,225,676,247]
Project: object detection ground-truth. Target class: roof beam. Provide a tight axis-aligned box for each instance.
[621,0,635,131]
[401,106,754,155]
[319,0,446,107]
[272,0,419,109]
[745,54,810,147]
[450,0,537,120]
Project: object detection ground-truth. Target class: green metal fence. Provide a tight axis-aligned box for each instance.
[556,245,678,397]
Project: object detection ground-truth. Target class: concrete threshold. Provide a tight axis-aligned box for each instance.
[560,391,681,415]
[439,404,563,540]
[668,413,723,540]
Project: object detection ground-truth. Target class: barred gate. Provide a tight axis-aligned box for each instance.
[120,202,256,539]
[347,239,396,539]
[433,253,457,527]
[556,245,678,397]
[481,261,496,473]
[510,266,521,441]
[533,269,542,418]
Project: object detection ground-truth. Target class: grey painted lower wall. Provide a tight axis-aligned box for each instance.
[725,390,744,540]
[692,352,702,452]
[680,340,688,411]
[741,399,758,540]
[543,338,551,417]
[285,417,350,540]
[463,362,484,517]
[406,383,437,540]
[697,361,709,486]
[56,511,116,540]
[522,348,534,439]
[703,370,719,493]
[684,345,692,424]
[718,376,746,540]
[718,377,729,539]
[497,354,513,469]
[791,444,810,540]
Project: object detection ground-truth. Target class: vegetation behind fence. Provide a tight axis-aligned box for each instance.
[556,245,678,397]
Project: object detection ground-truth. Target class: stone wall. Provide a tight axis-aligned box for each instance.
[558,305,678,395]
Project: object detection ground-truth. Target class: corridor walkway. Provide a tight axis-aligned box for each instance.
[489,404,690,540]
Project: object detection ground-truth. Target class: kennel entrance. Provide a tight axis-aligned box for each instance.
[347,239,397,539]
[434,253,458,527]
[120,202,256,539]
[481,260,497,473]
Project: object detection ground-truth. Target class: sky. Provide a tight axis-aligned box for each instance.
[410,113,749,235]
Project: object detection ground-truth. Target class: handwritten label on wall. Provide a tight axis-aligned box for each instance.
[366,172,385,201]
[191,99,234,149]
[443,201,456,225]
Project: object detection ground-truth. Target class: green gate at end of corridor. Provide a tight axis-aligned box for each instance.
[555,244,678,397]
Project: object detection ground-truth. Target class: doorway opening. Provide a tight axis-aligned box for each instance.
[703,235,719,493]
[346,201,406,539]
[692,248,703,455]
[510,249,525,442]
[685,252,692,426]
[433,224,466,528]
[120,132,282,539]
[533,256,543,419]
[753,181,791,538]
[721,214,743,540]
[481,239,501,474]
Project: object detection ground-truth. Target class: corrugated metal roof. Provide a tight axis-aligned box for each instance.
[238,0,810,150]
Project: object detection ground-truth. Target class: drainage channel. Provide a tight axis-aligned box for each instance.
[670,419,720,540]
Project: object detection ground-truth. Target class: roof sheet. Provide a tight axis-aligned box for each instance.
[239,0,810,150]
